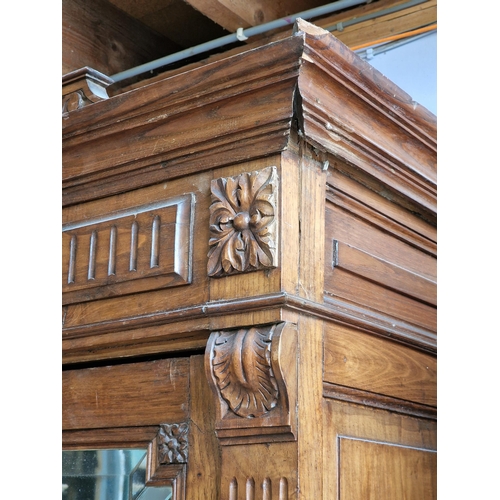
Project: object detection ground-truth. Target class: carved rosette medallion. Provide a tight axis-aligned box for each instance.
[211,325,279,418]
[157,423,189,464]
[208,166,278,277]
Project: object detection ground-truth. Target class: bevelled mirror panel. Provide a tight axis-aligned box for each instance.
[62,449,172,500]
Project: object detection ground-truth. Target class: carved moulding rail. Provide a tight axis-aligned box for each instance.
[62,21,436,221]
[62,36,303,206]
[62,193,194,304]
[208,166,278,277]
[63,291,437,363]
[62,423,188,500]
[62,67,113,113]
[323,381,437,420]
[205,322,297,445]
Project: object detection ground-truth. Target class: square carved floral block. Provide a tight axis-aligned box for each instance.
[208,166,278,278]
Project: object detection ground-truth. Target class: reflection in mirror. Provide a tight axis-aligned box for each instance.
[62,449,172,500]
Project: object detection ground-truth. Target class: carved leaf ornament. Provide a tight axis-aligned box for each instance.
[212,326,279,418]
[208,166,277,277]
[158,423,189,464]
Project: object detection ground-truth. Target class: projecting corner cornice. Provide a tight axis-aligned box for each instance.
[62,19,436,215]
[293,19,437,218]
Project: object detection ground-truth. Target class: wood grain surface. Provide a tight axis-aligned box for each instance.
[324,322,436,407]
[62,358,189,429]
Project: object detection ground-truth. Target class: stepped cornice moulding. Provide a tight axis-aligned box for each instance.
[62,19,436,219]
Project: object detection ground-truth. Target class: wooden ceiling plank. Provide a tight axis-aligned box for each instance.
[313,0,414,28]
[332,0,436,48]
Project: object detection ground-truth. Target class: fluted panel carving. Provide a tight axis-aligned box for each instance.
[208,166,278,277]
[226,477,289,500]
[62,194,194,304]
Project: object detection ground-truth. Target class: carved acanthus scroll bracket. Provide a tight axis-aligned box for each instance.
[205,322,297,445]
[207,166,278,277]
[212,325,279,418]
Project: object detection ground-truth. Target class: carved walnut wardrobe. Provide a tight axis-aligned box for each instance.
[62,19,437,500]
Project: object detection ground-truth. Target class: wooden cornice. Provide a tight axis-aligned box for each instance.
[63,19,436,220]
[62,34,303,207]
[294,19,436,219]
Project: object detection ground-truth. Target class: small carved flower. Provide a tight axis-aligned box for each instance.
[208,166,277,277]
[158,423,189,464]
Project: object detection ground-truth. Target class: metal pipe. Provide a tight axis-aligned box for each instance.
[111,0,369,82]
[356,29,436,59]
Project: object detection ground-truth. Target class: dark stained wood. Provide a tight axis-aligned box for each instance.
[205,322,297,446]
[323,382,437,420]
[186,356,220,500]
[109,1,436,96]
[326,167,437,256]
[325,199,436,282]
[63,426,160,449]
[107,0,230,46]
[326,265,436,331]
[62,37,303,207]
[62,19,437,500]
[322,0,437,50]
[296,314,325,499]
[182,0,327,31]
[333,240,436,306]
[207,167,279,277]
[220,443,297,500]
[62,67,113,112]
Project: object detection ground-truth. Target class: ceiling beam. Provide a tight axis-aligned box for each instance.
[183,0,328,32]
[62,0,182,76]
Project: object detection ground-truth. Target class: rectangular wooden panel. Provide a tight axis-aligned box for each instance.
[333,240,436,306]
[322,398,437,500]
[324,323,436,407]
[62,358,189,429]
[220,442,297,500]
[339,438,437,500]
[325,200,436,281]
[324,177,437,334]
[62,194,194,304]
[326,167,436,253]
[326,267,437,332]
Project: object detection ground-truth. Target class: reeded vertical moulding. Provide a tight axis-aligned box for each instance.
[207,166,278,278]
[205,322,297,445]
